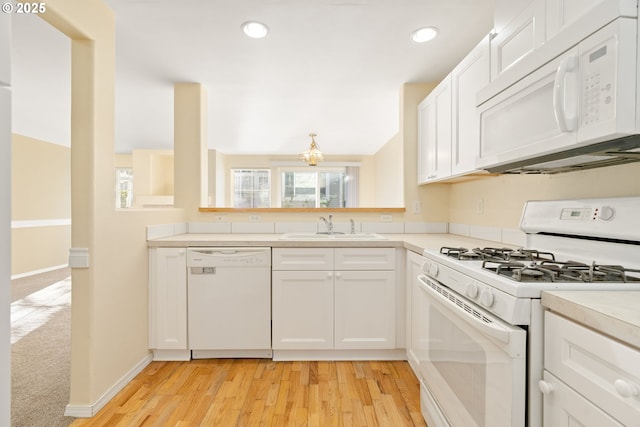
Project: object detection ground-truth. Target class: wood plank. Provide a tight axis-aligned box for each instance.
[69,360,426,427]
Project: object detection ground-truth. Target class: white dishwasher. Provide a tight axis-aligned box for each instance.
[187,247,272,359]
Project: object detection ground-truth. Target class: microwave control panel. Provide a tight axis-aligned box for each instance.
[581,38,616,127]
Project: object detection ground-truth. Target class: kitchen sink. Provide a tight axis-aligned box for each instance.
[278,232,388,240]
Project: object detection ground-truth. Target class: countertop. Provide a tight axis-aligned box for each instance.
[147,233,517,255]
[542,291,640,350]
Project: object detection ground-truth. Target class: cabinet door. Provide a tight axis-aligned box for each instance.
[417,95,434,184]
[417,76,452,183]
[149,248,187,350]
[272,270,334,349]
[491,0,545,80]
[541,371,624,427]
[433,76,452,180]
[334,270,395,349]
[451,34,490,176]
[494,0,534,34]
[546,0,637,41]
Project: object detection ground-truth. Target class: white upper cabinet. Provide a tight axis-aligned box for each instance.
[451,34,490,176]
[491,0,546,81]
[417,75,452,184]
[418,33,491,183]
[546,0,638,41]
[0,13,10,85]
[493,0,535,33]
[417,93,434,184]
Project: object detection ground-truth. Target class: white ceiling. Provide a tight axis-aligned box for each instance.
[11,0,494,155]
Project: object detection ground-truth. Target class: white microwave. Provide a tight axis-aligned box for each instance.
[477,17,640,174]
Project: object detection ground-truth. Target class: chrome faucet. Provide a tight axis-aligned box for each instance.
[320,214,333,234]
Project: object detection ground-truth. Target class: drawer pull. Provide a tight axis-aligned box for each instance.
[538,380,555,395]
[614,379,639,398]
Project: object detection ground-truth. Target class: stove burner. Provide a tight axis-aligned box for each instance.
[440,246,556,262]
[482,259,640,283]
[440,247,481,260]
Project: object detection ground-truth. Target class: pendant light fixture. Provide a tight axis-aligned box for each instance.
[299,133,324,166]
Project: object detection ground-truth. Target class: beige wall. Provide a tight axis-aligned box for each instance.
[11,134,70,275]
[38,0,187,412]
[132,150,174,197]
[448,162,640,229]
[373,132,403,207]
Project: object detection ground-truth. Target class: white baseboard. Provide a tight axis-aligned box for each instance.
[64,352,153,418]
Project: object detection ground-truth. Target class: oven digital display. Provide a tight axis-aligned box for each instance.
[589,45,607,62]
[560,207,591,220]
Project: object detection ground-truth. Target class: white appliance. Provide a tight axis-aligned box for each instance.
[187,247,272,359]
[477,6,640,174]
[418,197,640,427]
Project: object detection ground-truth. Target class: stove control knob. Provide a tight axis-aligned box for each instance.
[421,262,430,275]
[480,289,495,308]
[429,263,439,277]
[599,206,615,221]
[466,283,479,299]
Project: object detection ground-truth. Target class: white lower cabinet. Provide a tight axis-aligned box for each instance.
[541,311,640,426]
[148,247,189,360]
[334,270,395,349]
[272,248,396,351]
[272,270,334,349]
[541,371,623,426]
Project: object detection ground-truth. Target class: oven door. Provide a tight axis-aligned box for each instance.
[417,275,527,427]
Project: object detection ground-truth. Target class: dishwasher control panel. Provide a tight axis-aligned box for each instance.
[187,247,271,267]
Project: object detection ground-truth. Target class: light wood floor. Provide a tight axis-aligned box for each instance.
[70,359,427,427]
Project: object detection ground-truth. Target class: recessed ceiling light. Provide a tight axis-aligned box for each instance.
[410,26,439,43]
[242,21,269,39]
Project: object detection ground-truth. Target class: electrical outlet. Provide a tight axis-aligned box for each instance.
[413,200,421,214]
[215,215,226,222]
[249,214,261,222]
[380,214,393,222]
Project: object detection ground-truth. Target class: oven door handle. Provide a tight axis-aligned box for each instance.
[419,275,511,344]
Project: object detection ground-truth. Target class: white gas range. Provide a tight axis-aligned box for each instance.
[416,197,640,427]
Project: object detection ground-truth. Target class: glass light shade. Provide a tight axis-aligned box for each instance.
[299,133,323,166]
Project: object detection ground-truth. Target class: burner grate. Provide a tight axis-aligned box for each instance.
[440,246,555,262]
[481,259,640,283]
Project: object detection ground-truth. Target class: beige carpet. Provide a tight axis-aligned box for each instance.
[11,268,74,427]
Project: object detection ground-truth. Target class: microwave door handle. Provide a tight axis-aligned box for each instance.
[553,55,578,132]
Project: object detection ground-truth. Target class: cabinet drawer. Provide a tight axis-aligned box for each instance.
[541,371,624,427]
[272,248,334,270]
[544,311,640,426]
[334,248,395,270]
